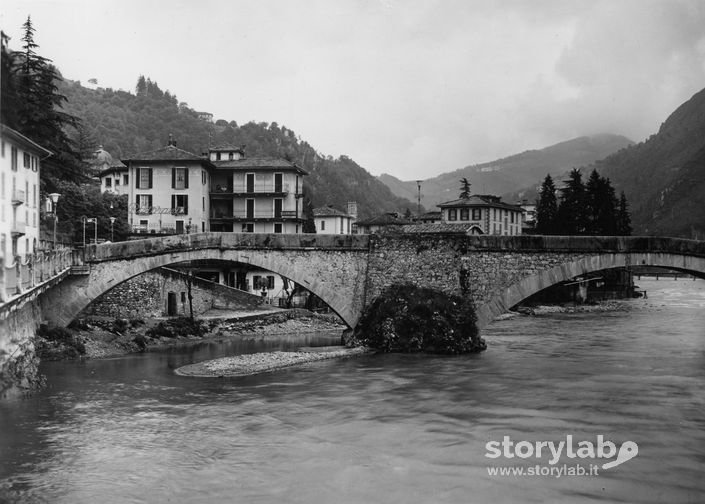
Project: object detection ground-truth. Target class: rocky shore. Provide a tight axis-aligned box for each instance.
[175,346,371,378]
[512,299,633,316]
[36,309,348,360]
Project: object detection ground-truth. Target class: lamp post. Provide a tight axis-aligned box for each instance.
[49,193,61,249]
[81,216,87,247]
[109,217,116,242]
[86,218,97,244]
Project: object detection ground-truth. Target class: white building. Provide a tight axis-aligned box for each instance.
[437,195,524,235]
[0,124,51,259]
[91,147,128,194]
[123,138,213,235]
[313,202,357,234]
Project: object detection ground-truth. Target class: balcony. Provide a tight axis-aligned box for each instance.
[11,220,26,237]
[210,182,290,196]
[210,210,302,222]
[11,189,25,206]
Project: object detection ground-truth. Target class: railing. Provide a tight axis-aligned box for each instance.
[211,210,300,220]
[211,183,290,194]
[0,249,74,303]
[131,224,199,235]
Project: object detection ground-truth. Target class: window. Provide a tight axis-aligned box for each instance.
[172,167,189,189]
[267,275,275,289]
[23,153,30,168]
[274,223,283,233]
[202,197,205,211]
[115,178,120,186]
[246,199,254,219]
[136,168,152,189]
[33,185,36,207]
[460,208,469,221]
[216,152,222,160]
[1,140,4,157]
[320,220,325,231]
[11,147,18,171]
[105,178,112,187]
[448,209,457,221]
[242,223,254,233]
[472,208,482,220]
[123,174,129,185]
[202,170,206,185]
[171,194,188,215]
[136,194,153,214]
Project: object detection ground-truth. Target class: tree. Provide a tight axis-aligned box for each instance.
[585,169,617,235]
[135,75,147,95]
[9,17,86,189]
[616,191,632,235]
[459,177,472,199]
[557,168,587,234]
[535,174,558,234]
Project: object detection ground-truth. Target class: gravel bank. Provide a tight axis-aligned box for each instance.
[175,346,371,378]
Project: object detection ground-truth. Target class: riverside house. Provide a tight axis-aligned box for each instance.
[313,202,357,234]
[124,137,213,235]
[0,124,51,258]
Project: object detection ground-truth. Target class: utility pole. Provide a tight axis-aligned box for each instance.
[416,180,422,216]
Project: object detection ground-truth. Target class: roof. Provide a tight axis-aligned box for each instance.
[209,145,245,153]
[98,164,128,177]
[213,157,308,174]
[416,211,442,220]
[356,213,413,227]
[313,206,354,218]
[437,195,524,211]
[122,144,211,163]
[402,223,484,234]
[0,124,52,157]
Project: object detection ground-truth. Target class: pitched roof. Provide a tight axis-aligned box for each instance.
[438,195,523,211]
[313,206,354,217]
[356,213,413,226]
[123,145,209,163]
[213,157,308,174]
[0,124,52,157]
[210,144,245,153]
[402,223,484,234]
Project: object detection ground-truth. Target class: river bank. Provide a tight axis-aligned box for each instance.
[35,309,348,361]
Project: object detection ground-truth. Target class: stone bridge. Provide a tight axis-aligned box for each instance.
[39,233,705,330]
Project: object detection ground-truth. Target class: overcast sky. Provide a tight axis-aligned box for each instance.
[2,0,705,180]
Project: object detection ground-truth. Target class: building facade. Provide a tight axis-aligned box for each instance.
[313,202,357,234]
[123,139,213,235]
[0,124,51,259]
[208,145,307,234]
[437,195,524,235]
[91,147,128,195]
[355,212,413,234]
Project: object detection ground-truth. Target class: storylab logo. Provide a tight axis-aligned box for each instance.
[485,435,638,478]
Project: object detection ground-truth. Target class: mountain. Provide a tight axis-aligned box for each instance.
[589,87,705,238]
[379,134,634,209]
[56,77,419,220]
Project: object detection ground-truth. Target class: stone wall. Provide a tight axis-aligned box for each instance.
[0,298,44,399]
[80,268,263,320]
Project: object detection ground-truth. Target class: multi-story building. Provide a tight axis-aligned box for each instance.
[0,124,51,258]
[123,138,213,235]
[437,195,524,235]
[208,145,307,233]
[313,202,357,234]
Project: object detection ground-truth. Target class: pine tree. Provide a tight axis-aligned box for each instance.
[585,169,618,235]
[556,168,587,234]
[459,177,472,199]
[136,75,147,95]
[616,191,632,235]
[535,174,558,234]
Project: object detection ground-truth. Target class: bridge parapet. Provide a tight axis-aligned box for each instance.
[0,249,74,304]
[84,232,371,262]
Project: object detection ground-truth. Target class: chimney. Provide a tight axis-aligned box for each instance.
[168,134,177,147]
[347,201,358,219]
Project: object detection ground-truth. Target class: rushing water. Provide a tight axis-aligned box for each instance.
[1,278,704,503]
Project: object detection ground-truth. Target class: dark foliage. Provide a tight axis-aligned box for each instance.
[145,317,208,339]
[535,174,558,234]
[353,284,485,354]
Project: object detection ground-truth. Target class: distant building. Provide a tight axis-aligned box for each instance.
[91,147,128,194]
[208,145,307,234]
[123,137,213,235]
[0,124,51,258]
[437,194,524,235]
[415,211,442,224]
[313,202,357,234]
[518,200,536,233]
[355,212,413,234]
[196,111,214,123]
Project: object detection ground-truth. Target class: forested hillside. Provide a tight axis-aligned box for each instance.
[58,77,419,220]
[591,87,705,238]
[380,134,633,208]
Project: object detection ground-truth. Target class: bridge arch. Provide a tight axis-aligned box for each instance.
[40,240,370,328]
[475,251,705,329]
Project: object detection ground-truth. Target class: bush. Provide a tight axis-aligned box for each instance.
[146,317,207,339]
[112,318,129,333]
[352,284,485,354]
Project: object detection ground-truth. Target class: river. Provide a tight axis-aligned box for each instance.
[1,277,704,503]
